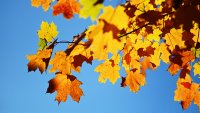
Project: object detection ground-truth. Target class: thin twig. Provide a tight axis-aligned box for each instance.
[56,41,75,44]
[119,23,150,38]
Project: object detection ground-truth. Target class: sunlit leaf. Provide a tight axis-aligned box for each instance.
[53,0,80,19]
[47,73,83,103]
[38,21,58,42]
[95,54,121,84]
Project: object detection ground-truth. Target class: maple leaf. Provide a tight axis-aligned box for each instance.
[174,74,200,110]
[64,41,93,72]
[180,64,192,79]
[47,73,83,103]
[79,0,104,21]
[172,5,200,31]
[95,54,121,84]
[149,42,161,68]
[86,20,124,60]
[72,54,93,72]
[141,57,155,75]
[27,49,52,74]
[38,21,58,42]
[38,38,47,50]
[85,6,129,59]
[137,10,163,25]
[49,51,73,75]
[168,50,194,76]
[160,43,171,64]
[122,69,146,93]
[146,28,162,42]
[99,6,129,30]
[124,2,137,18]
[179,51,195,67]
[53,0,80,19]
[164,28,185,51]
[194,62,200,77]
[168,63,181,75]
[31,0,52,11]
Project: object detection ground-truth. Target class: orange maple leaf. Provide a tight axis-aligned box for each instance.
[47,73,83,103]
[174,74,200,110]
[168,63,181,75]
[123,69,146,93]
[53,0,80,19]
[31,0,51,11]
[27,49,52,74]
[49,51,73,75]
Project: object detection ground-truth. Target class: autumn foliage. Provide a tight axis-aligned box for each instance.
[28,0,200,111]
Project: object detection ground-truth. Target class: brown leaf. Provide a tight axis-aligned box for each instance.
[137,46,155,57]
[102,19,120,41]
[121,77,127,87]
[182,31,195,49]
[180,65,191,78]
[137,11,163,25]
[124,2,137,18]
[172,5,200,31]
[72,54,93,72]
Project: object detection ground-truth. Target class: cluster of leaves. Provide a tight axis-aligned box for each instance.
[28,0,200,110]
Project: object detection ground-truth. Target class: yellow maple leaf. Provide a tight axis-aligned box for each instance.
[38,21,58,42]
[79,0,104,21]
[87,20,124,60]
[146,28,162,42]
[27,49,52,73]
[160,43,170,64]
[31,0,52,11]
[95,54,121,84]
[149,42,160,67]
[164,28,185,51]
[99,6,129,30]
[47,73,83,103]
[194,62,200,77]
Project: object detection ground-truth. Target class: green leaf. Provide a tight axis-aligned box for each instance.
[38,38,47,50]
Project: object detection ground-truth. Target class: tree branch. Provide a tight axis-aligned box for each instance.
[119,23,150,38]
[65,29,87,55]
[56,41,75,44]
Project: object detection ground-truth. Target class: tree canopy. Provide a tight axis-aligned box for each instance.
[27,0,200,111]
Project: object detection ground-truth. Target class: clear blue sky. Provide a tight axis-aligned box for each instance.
[0,0,199,113]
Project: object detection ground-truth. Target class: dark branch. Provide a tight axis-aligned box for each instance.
[65,29,87,55]
[119,23,150,38]
[56,41,75,44]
